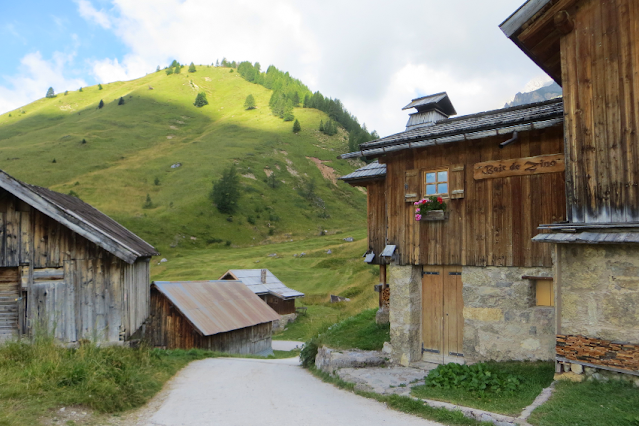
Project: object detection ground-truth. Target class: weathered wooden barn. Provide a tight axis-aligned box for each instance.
[501,0,639,375]
[219,269,304,315]
[147,280,280,354]
[340,94,566,365]
[0,170,158,343]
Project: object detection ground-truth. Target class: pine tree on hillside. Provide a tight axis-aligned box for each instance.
[118,97,124,105]
[292,92,300,107]
[244,94,256,110]
[216,59,219,67]
[293,119,301,133]
[194,92,208,107]
[45,87,55,98]
[188,62,196,73]
[98,99,104,109]
[79,87,83,92]
[171,60,179,68]
[283,111,294,122]
[156,65,160,72]
[166,67,174,75]
[319,120,324,132]
[98,84,103,90]
[210,165,241,214]
[174,65,181,74]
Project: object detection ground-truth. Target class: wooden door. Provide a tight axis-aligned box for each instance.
[421,265,464,364]
[0,268,20,342]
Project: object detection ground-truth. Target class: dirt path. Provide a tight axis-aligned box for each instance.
[112,357,443,426]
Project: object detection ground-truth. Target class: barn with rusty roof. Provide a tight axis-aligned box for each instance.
[0,170,158,344]
[147,280,280,354]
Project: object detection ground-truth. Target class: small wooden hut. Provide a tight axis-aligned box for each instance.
[219,269,304,315]
[0,170,158,343]
[147,280,280,354]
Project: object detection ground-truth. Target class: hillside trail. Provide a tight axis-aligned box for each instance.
[108,356,444,426]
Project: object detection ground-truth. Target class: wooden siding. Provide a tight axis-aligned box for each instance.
[382,127,565,267]
[147,288,273,354]
[561,0,639,223]
[366,180,387,264]
[262,295,296,315]
[0,190,150,342]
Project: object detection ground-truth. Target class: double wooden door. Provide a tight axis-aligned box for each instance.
[421,266,464,364]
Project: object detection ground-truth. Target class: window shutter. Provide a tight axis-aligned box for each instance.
[405,170,419,202]
[449,164,465,199]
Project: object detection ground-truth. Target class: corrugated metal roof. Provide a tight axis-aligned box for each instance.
[339,161,387,182]
[402,92,457,116]
[220,269,305,299]
[0,170,158,263]
[152,280,280,336]
[533,232,639,244]
[338,98,563,159]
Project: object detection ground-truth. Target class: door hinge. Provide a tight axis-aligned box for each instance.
[422,343,440,354]
[449,352,464,357]
[448,272,461,276]
[423,271,440,276]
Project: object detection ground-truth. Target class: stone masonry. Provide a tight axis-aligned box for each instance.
[463,266,555,362]
[557,334,639,372]
[388,264,422,366]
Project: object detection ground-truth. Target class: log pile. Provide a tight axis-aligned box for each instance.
[557,334,639,371]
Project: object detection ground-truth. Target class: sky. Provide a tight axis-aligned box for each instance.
[0,0,553,137]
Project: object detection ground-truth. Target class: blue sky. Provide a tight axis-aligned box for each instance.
[0,0,551,136]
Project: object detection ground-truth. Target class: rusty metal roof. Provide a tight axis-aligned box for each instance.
[0,170,158,263]
[152,280,280,336]
[220,269,304,300]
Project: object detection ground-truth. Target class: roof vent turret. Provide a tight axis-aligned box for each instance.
[402,92,457,130]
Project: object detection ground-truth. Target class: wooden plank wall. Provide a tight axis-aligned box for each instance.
[147,288,273,354]
[366,180,387,264]
[561,0,639,223]
[263,295,296,315]
[383,126,565,267]
[0,190,150,342]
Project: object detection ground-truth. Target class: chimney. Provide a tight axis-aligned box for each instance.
[261,269,267,284]
[402,92,457,130]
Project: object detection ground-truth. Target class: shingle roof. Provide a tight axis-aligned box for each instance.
[220,269,305,299]
[339,161,387,183]
[152,281,280,336]
[0,170,158,263]
[339,98,563,159]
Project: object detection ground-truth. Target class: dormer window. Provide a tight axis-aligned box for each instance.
[425,169,449,197]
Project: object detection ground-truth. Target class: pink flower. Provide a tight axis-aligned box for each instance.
[414,201,419,206]
[415,208,420,213]
[415,214,422,221]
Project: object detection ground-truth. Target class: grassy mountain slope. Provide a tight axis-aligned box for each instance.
[0,66,367,253]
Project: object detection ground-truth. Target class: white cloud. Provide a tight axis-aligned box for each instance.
[76,0,112,29]
[0,52,86,114]
[91,55,152,83]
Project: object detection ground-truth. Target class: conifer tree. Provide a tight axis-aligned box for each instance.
[216,59,219,67]
[210,165,241,214]
[194,91,208,107]
[156,65,160,72]
[171,60,179,68]
[45,87,55,98]
[79,87,83,92]
[174,65,181,74]
[319,120,324,132]
[118,97,125,105]
[244,94,256,110]
[165,67,174,75]
[98,84,103,90]
[98,99,104,109]
[292,92,300,107]
[293,119,301,133]
[188,62,196,73]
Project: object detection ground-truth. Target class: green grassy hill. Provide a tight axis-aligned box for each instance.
[0,66,367,254]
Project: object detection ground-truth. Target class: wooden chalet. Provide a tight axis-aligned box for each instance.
[219,269,304,315]
[147,280,280,354]
[501,0,639,375]
[0,170,158,343]
[340,95,566,365]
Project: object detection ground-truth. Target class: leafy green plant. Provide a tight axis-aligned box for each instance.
[299,338,320,368]
[194,91,208,107]
[425,363,521,397]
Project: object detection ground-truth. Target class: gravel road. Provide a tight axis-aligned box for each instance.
[123,356,443,426]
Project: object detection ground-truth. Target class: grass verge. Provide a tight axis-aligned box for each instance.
[528,379,639,426]
[309,367,490,426]
[319,308,389,351]
[0,337,296,426]
[411,361,555,417]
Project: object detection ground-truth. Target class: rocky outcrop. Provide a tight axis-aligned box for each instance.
[315,346,386,374]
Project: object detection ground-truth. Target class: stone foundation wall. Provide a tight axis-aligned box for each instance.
[388,264,422,366]
[557,244,639,343]
[557,334,639,372]
[462,266,555,362]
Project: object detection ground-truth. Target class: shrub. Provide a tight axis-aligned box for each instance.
[79,87,83,92]
[142,194,153,209]
[98,99,104,109]
[210,165,240,214]
[247,215,256,225]
[52,158,57,163]
[64,90,68,96]
[268,228,275,236]
[293,119,301,133]
[425,363,521,396]
[68,190,80,199]
[98,84,103,90]
[188,62,196,73]
[81,139,86,144]
[225,240,232,246]
[165,67,174,76]
[300,338,320,368]
[244,94,256,110]
[283,112,294,122]
[194,92,208,107]
[154,177,160,186]
[118,97,125,105]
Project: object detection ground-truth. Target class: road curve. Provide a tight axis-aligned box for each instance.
[137,357,443,426]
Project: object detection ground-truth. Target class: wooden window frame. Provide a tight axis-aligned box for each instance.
[535,280,554,307]
[423,168,450,199]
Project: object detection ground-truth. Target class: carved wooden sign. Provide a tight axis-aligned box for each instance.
[474,154,564,180]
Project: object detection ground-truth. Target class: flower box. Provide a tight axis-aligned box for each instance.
[421,210,449,221]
